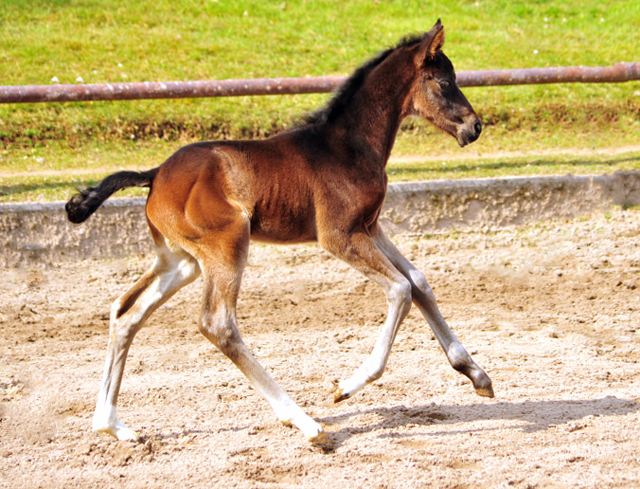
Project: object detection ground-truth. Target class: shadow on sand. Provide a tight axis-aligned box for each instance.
[317,395,639,451]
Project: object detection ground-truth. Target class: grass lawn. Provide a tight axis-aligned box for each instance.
[1,0,639,202]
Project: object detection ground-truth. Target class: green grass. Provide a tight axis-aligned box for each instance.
[1,0,639,202]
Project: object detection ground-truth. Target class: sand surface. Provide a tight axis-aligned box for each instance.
[1,209,640,488]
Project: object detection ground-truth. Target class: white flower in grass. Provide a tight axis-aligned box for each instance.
[50,76,59,84]
[36,157,44,163]
[76,77,84,83]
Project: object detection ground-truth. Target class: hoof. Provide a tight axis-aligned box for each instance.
[117,428,141,442]
[466,366,494,398]
[333,387,351,403]
[475,384,495,398]
[308,431,330,446]
[95,424,141,442]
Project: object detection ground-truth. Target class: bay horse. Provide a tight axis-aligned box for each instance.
[66,20,493,445]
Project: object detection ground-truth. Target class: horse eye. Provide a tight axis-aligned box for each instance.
[439,80,451,92]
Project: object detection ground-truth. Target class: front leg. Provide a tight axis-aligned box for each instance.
[372,227,494,398]
[320,229,413,403]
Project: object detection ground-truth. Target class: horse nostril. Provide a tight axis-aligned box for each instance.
[474,121,482,136]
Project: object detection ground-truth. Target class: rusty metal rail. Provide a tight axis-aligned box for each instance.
[1,63,638,104]
[457,62,640,87]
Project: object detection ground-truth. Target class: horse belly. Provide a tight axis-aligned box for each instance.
[249,201,317,244]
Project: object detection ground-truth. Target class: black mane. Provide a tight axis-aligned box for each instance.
[299,33,427,127]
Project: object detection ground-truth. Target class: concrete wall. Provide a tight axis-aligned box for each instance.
[2,171,640,267]
[380,171,640,234]
[0,198,150,267]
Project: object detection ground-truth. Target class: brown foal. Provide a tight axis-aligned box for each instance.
[66,20,493,444]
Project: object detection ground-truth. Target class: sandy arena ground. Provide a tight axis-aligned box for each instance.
[1,209,640,488]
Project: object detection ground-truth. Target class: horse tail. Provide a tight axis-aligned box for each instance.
[66,168,159,224]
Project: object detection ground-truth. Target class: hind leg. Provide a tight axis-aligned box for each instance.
[372,226,493,397]
[192,218,326,443]
[93,240,200,441]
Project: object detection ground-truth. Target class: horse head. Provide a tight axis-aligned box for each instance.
[408,20,482,147]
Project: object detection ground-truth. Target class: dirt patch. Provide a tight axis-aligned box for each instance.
[1,209,640,488]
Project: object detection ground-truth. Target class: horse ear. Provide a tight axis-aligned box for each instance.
[419,19,445,61]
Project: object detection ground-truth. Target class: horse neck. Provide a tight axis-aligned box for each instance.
[330,50,416,167]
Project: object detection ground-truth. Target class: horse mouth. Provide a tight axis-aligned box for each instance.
[457,137,471,148]
[457,134,477,147]
[457,121,482,147]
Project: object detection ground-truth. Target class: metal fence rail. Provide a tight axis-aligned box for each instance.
[1,63,638,104]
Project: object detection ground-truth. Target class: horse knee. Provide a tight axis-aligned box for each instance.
[408,269,436,303]
[390,278,412,314]
[408,269,427,290]
[198,312,242,358]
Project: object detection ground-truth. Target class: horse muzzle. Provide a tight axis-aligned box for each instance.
[457,118,482,147]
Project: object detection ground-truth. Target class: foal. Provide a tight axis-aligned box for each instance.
[67,20,493,444]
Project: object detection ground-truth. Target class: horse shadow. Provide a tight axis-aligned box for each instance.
[317,395,639,451]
